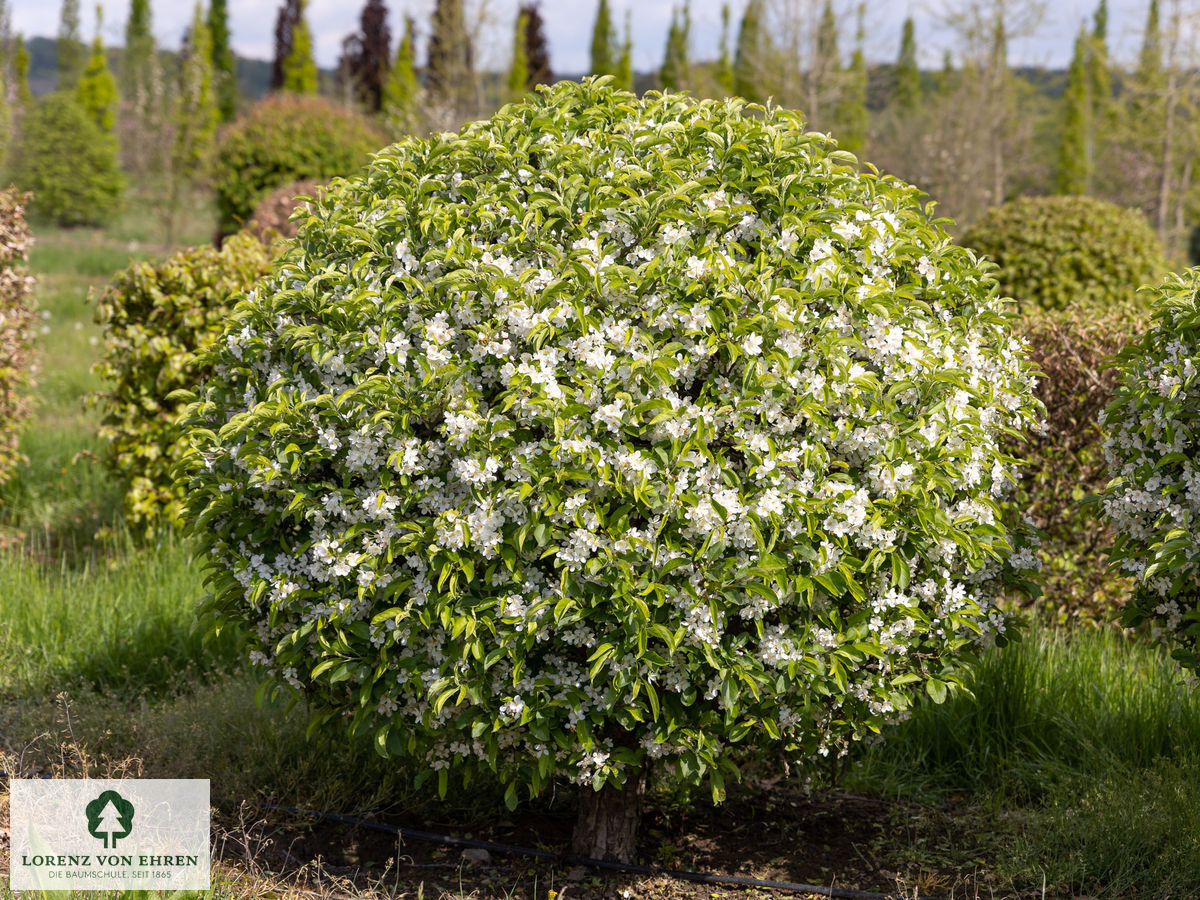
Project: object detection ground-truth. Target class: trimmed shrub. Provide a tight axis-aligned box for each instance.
[213,95,384,239]
[1013,309,1143,620]
[91,232,278,534]
[960,196,1165,312]
[1102,270,1200,675]
[247,178,326,243]
[0,188,36,489]
[179,81,1040,859]
[9,92,123,227]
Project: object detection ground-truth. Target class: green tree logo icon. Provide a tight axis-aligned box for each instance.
[85,790,135,849]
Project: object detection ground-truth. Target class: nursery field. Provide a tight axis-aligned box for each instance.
[2,194,1200,900]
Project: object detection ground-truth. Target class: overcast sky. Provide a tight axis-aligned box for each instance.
[14,0,1158,73]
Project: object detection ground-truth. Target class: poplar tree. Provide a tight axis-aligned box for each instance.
[175,3,217,178]
[894,17,920,112]
[715,3,734,96]
[281,0,318,94]
[1127,0,1165,200]
[1056,26,1090,194]
[0,1,9,153]
[1089,0,1111,115]
[809,0,840,129]
[123,0,153,100]
[659,4,690,92]
[13,34,29,107]
[167,3,218,244]
[522,3,552,88]
[427,0,476,117]
[507,8,529,100]
[615,12,633,91]
[1136,0,1162,89]
[57,0,85,89]
[208,0,237,121]
[734,0,769,103]
[77,5,118,132]
[383,14,418,132]
[1083,1,1113,194]
[590,0,616,78]
[834,4,867,152]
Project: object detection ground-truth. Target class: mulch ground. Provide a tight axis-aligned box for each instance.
[217,783,1024,900]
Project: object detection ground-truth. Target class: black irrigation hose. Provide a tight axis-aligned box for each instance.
[237,800,943,900]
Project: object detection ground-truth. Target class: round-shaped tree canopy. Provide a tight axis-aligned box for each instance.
[960,195,1165,313]
[182,80,1039,807]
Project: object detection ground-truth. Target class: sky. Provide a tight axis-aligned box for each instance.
[12,0,1158,74]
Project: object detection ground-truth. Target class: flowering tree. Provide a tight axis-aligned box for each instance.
[1101,270,1200,676]
[179,80,1040,862]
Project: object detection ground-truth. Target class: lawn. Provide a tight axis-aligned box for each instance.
[2,192,1199,900]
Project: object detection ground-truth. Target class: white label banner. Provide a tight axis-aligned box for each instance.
[8,779,211,890]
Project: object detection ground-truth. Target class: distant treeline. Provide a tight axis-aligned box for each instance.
[18,34,1074,113]
[22,34,324,101]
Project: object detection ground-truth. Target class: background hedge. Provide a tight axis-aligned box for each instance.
[91,231,278,533]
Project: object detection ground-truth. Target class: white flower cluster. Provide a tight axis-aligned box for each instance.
[183,81,1040,796]
[1101,271,1200,671]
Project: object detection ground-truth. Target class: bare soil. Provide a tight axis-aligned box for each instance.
[220,782,1025,900]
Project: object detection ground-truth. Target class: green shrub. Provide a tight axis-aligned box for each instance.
[91,232,277,534]
[1012,308,1143,621]
[179,80,1040,859]
[213,95,384,239]
[960,195,1165,312]
[0,188,36,489]
[1101,269,1200,675]
[9,92,122,227]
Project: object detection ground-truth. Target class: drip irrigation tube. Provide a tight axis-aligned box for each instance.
[239,801,942,900]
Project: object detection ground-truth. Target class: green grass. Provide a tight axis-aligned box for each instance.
[0,533,239,696]
[851,625,1200,896]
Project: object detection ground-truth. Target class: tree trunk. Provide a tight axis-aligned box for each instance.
[569,771,645,863]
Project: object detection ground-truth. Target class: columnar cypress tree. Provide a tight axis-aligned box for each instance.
[383,14,418,131]
[57,0,85,89]
[894,17,920,112]
[734,0,768,103]
[590,0,616,78]
[208,0,237,121]
[615,11,633,92]
[77,6,118,132]
[281,0,318,94]
[522,2,552,88]
[1056,26,1090,195]
[507,9,529,101]
[715,3,734,96]
[342,0,391,112]
[659,4,690,92]
[271,0,298,91]
[427,0,476,116]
